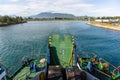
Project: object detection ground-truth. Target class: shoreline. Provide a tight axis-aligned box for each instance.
[27,19,83,21]
[0,21,27,27]
[88,22,120,31]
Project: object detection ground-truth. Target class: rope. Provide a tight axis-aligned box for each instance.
[93,68,111,78]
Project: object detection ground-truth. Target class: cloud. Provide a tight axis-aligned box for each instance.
[23,0,94,15]
[10,0,19,2]
[90,8,112,14]
[0,4,29,16]
[0,0,119,16]
[83,7,120,16]
[64,3,94,9]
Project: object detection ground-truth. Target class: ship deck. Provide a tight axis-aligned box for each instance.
[13,60,46,80]
[50,35,74,68]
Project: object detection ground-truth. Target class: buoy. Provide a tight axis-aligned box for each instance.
[49,42,52,45]
[49,36,51,38]
[40,58,46,64]
[98,62,103,70]
[49,39,51,41]
[72,38,74,41]
[72,42,74,45]
[72,36,74,38]
[103,63,109,69]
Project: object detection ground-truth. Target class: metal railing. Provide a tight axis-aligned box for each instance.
[0,53,47,79]
[77,52,120,79]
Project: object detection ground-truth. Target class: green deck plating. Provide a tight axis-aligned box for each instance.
[49,35,74,68]
[13,59,46,80]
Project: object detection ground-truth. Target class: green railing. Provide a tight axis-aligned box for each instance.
[0,53,47,79]
[77,52,120,80]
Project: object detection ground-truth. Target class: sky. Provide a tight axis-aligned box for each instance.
[0,0,120,17]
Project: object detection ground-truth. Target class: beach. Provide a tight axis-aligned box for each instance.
[88,22,120,31]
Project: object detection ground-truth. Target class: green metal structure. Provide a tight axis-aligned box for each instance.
[48,34,75,68]
[78,52,120,80]
[4,53,47,80]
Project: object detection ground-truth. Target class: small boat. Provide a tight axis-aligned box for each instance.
[0,53,47,80]
[77,52,120,80]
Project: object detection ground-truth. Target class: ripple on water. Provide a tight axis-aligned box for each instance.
[0,21,120,74]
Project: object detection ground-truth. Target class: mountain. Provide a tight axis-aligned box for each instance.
[31,12,76,18]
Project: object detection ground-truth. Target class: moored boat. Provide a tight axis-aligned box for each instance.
[77,52,120,80]
[0,53,47,80]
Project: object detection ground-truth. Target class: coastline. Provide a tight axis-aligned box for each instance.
[0,21,27,27]
[88,22,120,31]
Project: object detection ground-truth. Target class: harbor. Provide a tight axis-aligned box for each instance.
[0,0,120,79]
[0,21,120,80]
[1,34,120,80]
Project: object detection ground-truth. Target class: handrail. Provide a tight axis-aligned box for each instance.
[113,66,120,75]
[77,52,117,69]
[93,68,111,78]
[8,59,23,73]
[77,52,120,78]
[68,44,74,66]
[0,53,47,78]
[100,58,117,69]
[8,53,47,73]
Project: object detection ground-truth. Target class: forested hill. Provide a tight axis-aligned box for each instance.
[0,16,26,26]
[31,12,76,18]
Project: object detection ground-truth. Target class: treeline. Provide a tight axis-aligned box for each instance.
[0,16,26,26]
[96,16,120,19]
[25,17,77,21]
[25,16,120,21]
[26,17,89,21]
[77,16,120,21]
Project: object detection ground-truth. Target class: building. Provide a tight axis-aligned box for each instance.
[95,19,109,22]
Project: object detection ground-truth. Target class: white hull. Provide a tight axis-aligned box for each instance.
[77,63,100,80]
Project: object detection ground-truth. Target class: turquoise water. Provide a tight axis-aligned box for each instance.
[0,21,120,74]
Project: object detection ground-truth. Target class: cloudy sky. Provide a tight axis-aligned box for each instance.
[0,0,120,16]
